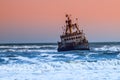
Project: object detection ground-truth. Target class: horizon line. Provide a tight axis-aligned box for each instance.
[0,41,120,45]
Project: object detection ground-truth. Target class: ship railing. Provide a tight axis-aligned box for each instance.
[61,32,82,38]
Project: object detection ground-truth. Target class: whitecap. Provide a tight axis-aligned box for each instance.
[0,60,120,80]
[94,45,120,52]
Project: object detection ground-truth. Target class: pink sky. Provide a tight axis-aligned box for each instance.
[0,0,120,43]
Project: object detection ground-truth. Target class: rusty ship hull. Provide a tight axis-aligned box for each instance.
[58,42,89,52]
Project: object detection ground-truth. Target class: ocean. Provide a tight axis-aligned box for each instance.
[0,42,120,80]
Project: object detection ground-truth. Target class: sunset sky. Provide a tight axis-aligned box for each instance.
[0,0,120,43]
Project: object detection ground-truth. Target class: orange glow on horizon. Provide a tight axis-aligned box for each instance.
[0,0,120,42]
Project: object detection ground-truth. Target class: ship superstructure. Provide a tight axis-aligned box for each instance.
[57,14,89,51]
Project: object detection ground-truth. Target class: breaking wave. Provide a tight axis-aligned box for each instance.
[0,45,57,53]
[0,43,120,80]
[0,59,120,80]
[93,45,120,52]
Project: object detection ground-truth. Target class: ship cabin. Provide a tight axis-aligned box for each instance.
[60,31,85,43]
[60,14,87,44]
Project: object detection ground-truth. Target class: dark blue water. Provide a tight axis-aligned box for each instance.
[0,42,120,80]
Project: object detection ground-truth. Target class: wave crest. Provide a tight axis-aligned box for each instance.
[93,45,120,52]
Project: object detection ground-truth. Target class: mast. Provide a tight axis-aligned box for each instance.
[65,14,73,34]
[64,14,80,34]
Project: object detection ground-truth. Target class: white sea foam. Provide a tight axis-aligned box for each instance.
[94,45,120,52]
[0,45,57,49]
[0,45,58,53]
[1,44,120,80]
[15,56,39,63]
[0,49,57,53]
[28,50,57,52]
[0,59,120,80]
